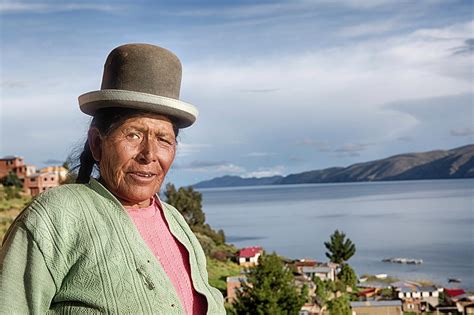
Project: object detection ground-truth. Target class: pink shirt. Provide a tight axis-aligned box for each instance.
[126,199,207,314]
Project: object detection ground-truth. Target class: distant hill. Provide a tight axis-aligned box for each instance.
[193,145,474,188]
[193,175,283,188]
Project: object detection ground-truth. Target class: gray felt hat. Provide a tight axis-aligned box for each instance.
[78,43,197,128]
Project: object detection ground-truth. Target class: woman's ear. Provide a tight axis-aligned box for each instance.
[88,127,103,163]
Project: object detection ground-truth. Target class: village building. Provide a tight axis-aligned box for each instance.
[298,302,323,315]
[444,288,466,301]
[350,300,403,315]
[226,276,247,304]
[300,263,338,282]
[294,259,318,270]
[450,293,474,314]
[23,172,61,196]
[40,166,68,182]
[392,281,440,313]
[443,289,474,314]
[238,246,263,267]
[357,280,392,290]
[357,287,382,299]
[0,155,66,196]
[0,156,36,181]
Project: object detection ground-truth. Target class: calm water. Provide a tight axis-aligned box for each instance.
[197,179,474,290]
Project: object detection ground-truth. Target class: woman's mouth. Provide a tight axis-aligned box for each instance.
[128,171,157,180]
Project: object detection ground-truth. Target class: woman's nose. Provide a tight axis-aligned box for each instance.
[137,137,158,163]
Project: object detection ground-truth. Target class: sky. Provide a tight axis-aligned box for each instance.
[0,0,473,187]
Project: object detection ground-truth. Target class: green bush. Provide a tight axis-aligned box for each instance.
[327,295,351,315]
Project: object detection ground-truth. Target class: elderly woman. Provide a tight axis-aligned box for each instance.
[0,44,225,314]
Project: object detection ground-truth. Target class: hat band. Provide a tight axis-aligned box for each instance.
[78,89,198,118]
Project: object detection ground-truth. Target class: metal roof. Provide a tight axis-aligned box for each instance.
[227,276,247,282]
[302,266,332,273]
[351,300,402,308]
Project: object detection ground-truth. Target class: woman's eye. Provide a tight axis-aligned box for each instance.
[127,132,142,140]
[158,137,174,146]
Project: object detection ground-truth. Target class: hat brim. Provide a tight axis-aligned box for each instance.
[78,89,198,128]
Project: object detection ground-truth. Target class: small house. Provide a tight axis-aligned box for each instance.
[24,172,61,196]
[299,302,323,315]
[450,293,474,314]
[226,276,247,304]
[238,246,262,267]
[0,155,36,181]
[392,281,440,313]
[301,263,337,282]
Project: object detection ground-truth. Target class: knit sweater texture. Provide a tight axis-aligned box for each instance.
[126,200,207,314]
[0,179,225,314]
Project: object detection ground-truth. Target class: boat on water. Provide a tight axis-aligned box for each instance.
[448,278,462,283]
[382,257,423,264]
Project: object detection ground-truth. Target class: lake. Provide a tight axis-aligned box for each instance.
[197,179,474,290]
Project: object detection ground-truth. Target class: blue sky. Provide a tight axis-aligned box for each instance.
[1,0,473,187]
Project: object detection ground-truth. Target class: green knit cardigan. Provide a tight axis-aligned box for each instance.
[0,179,225,314]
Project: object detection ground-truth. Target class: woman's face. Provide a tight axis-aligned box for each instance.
[90,114,176,208]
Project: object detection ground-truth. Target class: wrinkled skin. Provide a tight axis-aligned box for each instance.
[89,114,176,208]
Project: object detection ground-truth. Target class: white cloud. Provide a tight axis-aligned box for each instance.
[0,1,120,13]
[0,80,27,88]
[2,5,471,185]
[173,159,284,178]
[164,0,446,20]
[242,166,285,178]
[450,127,474,137]
[174,160,246,174]
[243,152,276,157]
[338,20,398,37]
[184,20,472,150]
[176,143,212,157]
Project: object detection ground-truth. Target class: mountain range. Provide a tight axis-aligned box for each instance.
[192,144,474,188]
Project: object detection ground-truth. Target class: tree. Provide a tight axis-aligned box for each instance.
[164,183,205,227]
[324,230,356,264]
[338,264,357,288]
[234,253,307,315]
[0,171,22,188]
[164,183,226,248]
[313,276,329,303]
[327,295,351,315]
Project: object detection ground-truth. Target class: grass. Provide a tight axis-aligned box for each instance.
[206,257,241,294]
[360,274,399,284]
[0,186,31,242]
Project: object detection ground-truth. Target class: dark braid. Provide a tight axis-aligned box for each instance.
[74,107,179,184]
[76,141,95,184]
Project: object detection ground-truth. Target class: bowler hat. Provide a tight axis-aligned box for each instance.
[78,43,197,128]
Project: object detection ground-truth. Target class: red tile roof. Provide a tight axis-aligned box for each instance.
[239,246,262,258]
[358,288,378,297]
[444,288,465,297]
[295,259,318,267]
